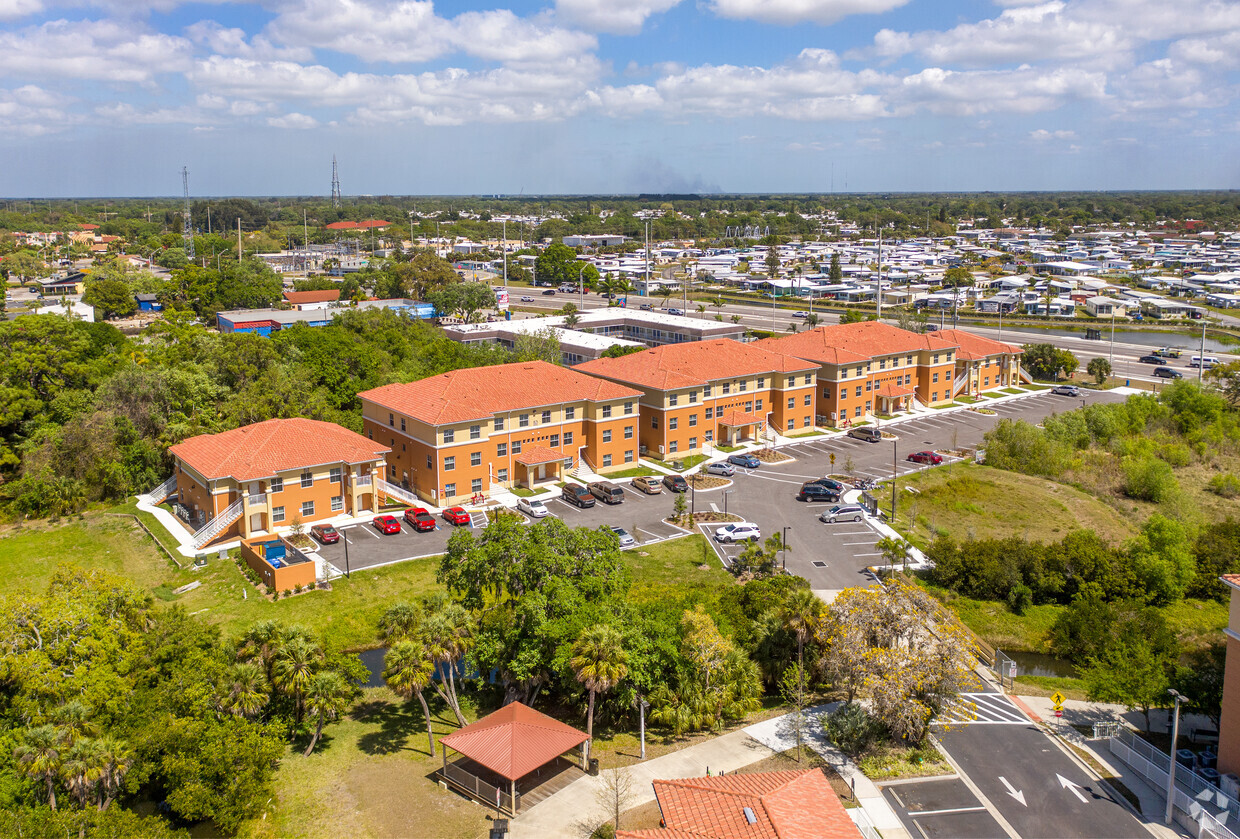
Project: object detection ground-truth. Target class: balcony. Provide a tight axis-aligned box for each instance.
[352,474,372,487]
[246,493,266,506]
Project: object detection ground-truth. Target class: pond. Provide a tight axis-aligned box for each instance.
[357,647,386,688]
[1007,650,1078,679]
[1001,323,1235,354]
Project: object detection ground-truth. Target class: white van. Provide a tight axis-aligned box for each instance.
[1190,355,1221,369]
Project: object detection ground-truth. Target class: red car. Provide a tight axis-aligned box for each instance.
[404,507,436,532]
[442,506,471,526]
[372,515,401,534]
[907,451,944,466]
[310,524,340,544]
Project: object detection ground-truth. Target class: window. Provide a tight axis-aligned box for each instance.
[651,416,659,429]
[722,383,731,394]
[669,417,678,430]
[564,431,573,445]
[804,374,812,385]
[787,397,795,409]
[624,401,634,415]
[745,401,753,412]
[669,394,678,406]
[301,500,315,518]
[624,425,634,439]
[550,434,559,447]
[689,391,697,403]
[757,377,765,388]
[471,478,483,493]
[879,359,886,369]
[624,450,634,463]
[932,372,939,383]
[933,354,940,364]
[497,442,507,456]
[513,440,522,454]
[271,477,283,493]
[855,366,863,377]
[669,440,678,453]
[519,414,530,427]
[866,380,872,392]
[445,483,456,497]
[602,405,613,418]
[855,386,863,397]
[444,456,456,471]
[822,387,831,399]
[427,455,433,469]
[497,468,508,481]
[689,436,697,449]
[804,416,812,427]
[495,416,506,432]
[331,496,343,512]
[565,407,575,420]
[854,406,863,417]
[756,399,763,411]
[470,451,481,467]
[703,385,711,397]
[329,467,342,483]
[272,506,285,523]
[705,407,713,419]
[739,380,747,392]
[470,425,481,440]
[689,414,697,427]
[984,377,990,386]
[400,418,406,432]
[932,391,939,402]
[865,400,872,412]
[603,429,612,443]
[368,427,373,439]
[443,429,455,443]
[705,430,714,441]
[388,412,394,427]
[300,471,313,488]
[602,454,612,467]
[804,394,812,406]
[907,355,914,365]
[787,419,795,430]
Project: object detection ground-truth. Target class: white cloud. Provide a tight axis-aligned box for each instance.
[708,0,908,26]
[0,85,75,135]
[895,65,1107,115]
[0,19,191,83]
[1030,128,1075,140]
[94,102,208,124]
[185,21,313,62]
[554,0,683,35]
[1111,58,1223,112]
[267,112,319,129]
[1170,29,1240,68]
[0,0,41,21]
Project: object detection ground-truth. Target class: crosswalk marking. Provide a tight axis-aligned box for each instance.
[934,692,1030,726]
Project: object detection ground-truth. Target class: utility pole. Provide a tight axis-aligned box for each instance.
[237,217,242,261]
[1198,320,1207,382]
[876,223,883,321]
[891,440,897,525]
[181,166,195,260]
[331,155,341,210]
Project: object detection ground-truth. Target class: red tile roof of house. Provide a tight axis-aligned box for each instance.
[1221,574,1240,590]
[283,289,341,305]
[79,223,99,230]
[755,322,958,366]
[515,445,567,466]
[323,219,390,230]
[719,409,766,427]
[874,381,914,398]
[169,418,390,482]
[576,339,817,391]
[930,329,1023,361]
[439,702,588,781]
[324,221,357,230]
[359,360,643,425]
[617,769,860,839]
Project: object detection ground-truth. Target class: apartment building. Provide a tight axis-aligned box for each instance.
[358,361,643,505]
[167,418,390,545]
[932,329,1025,396]
[575,339,818,458]
[757,323,958,426]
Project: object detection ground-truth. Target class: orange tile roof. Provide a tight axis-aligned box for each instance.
[359,360,642,425]
[874,381,914,398]
[1221,574,1240,590]
[169,418,390,482]
[284,289,340,305]
[576,339,817,391]
[617,769,860,839]
[515,445,567,466]
[719,410,766,427]
[439,702,588,781]
[756,322,958,367]
[931,328,1022,361]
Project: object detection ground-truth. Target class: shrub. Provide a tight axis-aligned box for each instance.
[1121,455,1178,502]
[283,589,293,599]
[293,583,303,594]
[1007,583,1033,615]
[823,702,881,759]
[1206,473,1240,499]
[272,589,280,600]
[308,581,317,591]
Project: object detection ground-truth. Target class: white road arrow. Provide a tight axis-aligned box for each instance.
[1058,773,1088,803]
[999,777,1027,806]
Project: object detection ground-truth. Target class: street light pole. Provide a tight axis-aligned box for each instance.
[502,218,507,293]
[1166,689,1184,825]
[891,440,898,524]
[343,527,351,579]
[781,525,789,571]
[723,489,732,517]
[638,696,649,760]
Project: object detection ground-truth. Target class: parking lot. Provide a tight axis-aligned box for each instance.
[881,777,1006,839]
[313,388,1124,590]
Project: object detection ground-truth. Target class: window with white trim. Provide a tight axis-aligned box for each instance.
[443,429,455,443]
[470,452,481,467]
[301,500,315,517]
[300,471,313,488]
[272,506,285,523]
[603,454,612,467]
[444,456,455,471]
[331,496,343,512]
[445,483,456,496]
[471,478,483,493]
[329,467,342,483]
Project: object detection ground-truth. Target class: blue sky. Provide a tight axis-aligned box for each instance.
[1,0,1238,197]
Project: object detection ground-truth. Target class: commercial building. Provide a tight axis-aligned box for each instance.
[358,360,644,505]
[576,339,818,457]
[167,418,390,547]
[216,298,434,335]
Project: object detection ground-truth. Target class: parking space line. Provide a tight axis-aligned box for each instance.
[907,806,988,817]
[361,525,380,539]
[854,552,882,557]
[842,540,876,545]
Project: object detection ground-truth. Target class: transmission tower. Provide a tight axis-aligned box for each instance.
[181,166,195,260]
[331,155,341,209]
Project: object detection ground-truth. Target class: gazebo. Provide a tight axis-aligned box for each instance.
[438,702,589,816]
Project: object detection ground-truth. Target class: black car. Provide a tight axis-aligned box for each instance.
[662,474,688,493]
[797,483,840,502]
[541,288,556,295]
[1138,355,1163,364]
[809,477,846,493]
[1153,366,1183,379]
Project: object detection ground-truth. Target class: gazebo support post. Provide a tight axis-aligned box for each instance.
[581,742,588,770]
[510,779,517,816]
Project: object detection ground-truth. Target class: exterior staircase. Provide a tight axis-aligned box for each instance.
[191,498,243,550]
[952,370,970,397]
[140,475,177,506]
[377,478,419,507]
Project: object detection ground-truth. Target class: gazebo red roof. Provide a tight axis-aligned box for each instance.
[439,702,588,781]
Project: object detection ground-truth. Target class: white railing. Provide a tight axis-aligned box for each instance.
[353,474,372,487]
[191,498,244,549]
[377,478,418,506]
[246,493,265,505]
[141,475,177,505]
[952,371,970,396]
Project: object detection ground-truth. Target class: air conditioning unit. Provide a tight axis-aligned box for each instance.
[658,445,665,455]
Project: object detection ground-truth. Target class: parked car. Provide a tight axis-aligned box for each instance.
[811,477,846,493]
[541,288,556,295]
[442,507,471,526]
[519,296,534,302]
[1138,355,1163,364]
[819,505,866,523]
[562,484,597,508]
[1051,384,1080,396]
[847,427,882,443]
[668,308,684,316]
[372,515,401,534]
[662,474,688,493]
[631,475,663,494]
[310,523,340,544]
[638,303,653,311]
[727,454,761,469]
[403,507,436,531]
[1153,366,1183,379]
[715,522,761,543]
[611,527,636,547]
[797,483,839,503]
[517,498,549,518]
[589,480,625,504]
[907,450,944,465]
[705,462,735,477]
[792,311,808,318]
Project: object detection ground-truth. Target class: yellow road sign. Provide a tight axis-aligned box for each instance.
[1050,691,1066,707]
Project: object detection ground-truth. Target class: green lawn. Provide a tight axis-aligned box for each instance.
[715,444,743,453]
[1000,388,1026,395]
[647,454,708,472]
[625,534,735,602]
[784,429,826,439]
[603,465,661,479]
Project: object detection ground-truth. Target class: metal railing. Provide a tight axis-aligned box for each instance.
[849,805,881,839]
[441,762,517,815]
[377,478,418,506]
[246,493,265,505]
[353,474,372,487]
[142,475,177,505]
[191,498,244,549]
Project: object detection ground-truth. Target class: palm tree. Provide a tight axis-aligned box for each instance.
[95,735,132,811]
[613,277,635,307]
[377,602,424,645]
[61,737,105,809]
[273,636,324,726]
[695,304,706,319]
[384,638,438,756]
[711,298,726,318]
[780,588,822,682]
[237,620,284,683]
[55,700,100,743]
[806,313,820,328]
[15,725,63,810]
[655,286,675,309]
[570,625,628,761]
[422,599,473,727]
[223,661,270,719]
[302,670,354,756]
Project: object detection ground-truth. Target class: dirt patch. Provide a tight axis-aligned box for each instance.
[754,448,792,463]
[687,475,730,490]
[665,512,741,528]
